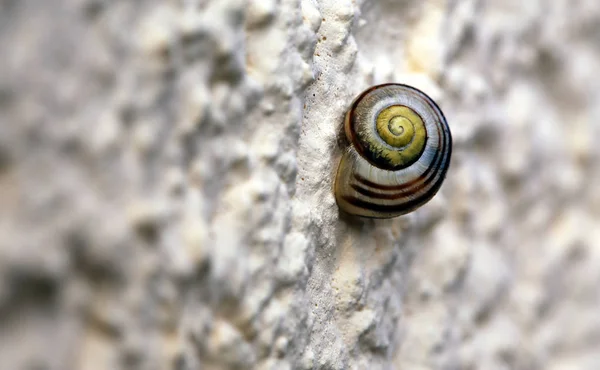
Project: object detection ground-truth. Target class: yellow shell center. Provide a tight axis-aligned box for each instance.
[373,105,427,168]
[385,116,414,146]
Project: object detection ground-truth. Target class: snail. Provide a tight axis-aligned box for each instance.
[334,83,452,218]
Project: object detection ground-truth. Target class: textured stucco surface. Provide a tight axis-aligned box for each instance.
[1,0,600,369]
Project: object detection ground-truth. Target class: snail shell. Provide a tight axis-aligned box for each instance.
[334,83,452,218]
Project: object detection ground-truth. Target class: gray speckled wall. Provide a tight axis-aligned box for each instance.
[1,0,599,369]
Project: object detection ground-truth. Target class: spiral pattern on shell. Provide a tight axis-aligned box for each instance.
[335,83,452,218]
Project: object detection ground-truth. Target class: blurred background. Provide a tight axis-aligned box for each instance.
[0,0,599,369]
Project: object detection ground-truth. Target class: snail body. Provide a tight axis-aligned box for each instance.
[334,84,452,218]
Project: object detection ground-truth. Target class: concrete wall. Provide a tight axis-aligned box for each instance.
[1,0,599,369]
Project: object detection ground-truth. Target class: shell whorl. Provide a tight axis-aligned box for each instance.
[335,84,452,218]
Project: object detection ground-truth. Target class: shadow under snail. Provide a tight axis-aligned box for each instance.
[334,83,452,218]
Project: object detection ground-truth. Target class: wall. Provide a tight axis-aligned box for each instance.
[1,0,599,369]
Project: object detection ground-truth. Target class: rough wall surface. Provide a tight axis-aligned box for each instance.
[1,0,600,369]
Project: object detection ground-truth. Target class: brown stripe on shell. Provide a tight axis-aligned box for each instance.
[349,183,424,200]
[346,151,450,216]
[341,184,434,217]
